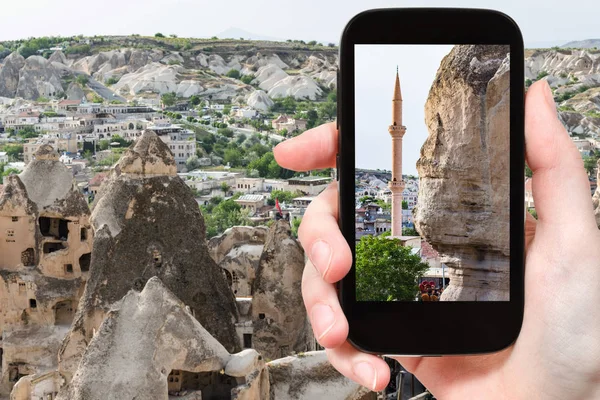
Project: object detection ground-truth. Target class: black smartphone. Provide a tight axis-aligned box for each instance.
[337,8,525,355]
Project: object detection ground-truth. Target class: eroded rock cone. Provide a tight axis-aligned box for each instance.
[56,277,267,400]
[251,219,314,360]
[58,131,240,380]
[415,45,511,301]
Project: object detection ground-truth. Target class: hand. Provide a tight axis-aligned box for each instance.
[273,80,600,399]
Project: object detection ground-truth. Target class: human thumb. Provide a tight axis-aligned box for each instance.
[525,80,596,231]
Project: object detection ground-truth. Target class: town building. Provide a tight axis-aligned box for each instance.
[0,152,8,163]
[271,114,307,133]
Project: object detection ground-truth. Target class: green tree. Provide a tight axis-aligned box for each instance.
[2,144,24,161]
[186,155,201,171]
[402,200,408,210]
[218,128,234,138]
[201,198,250,238]
[525,164,533,178]
[189,95,202,106]
[155,33,165,38]
[223,148,243,167]
[76,75,89,86]
[583,155,598,176]
[98,139,110,151]
[0,163,20,178]
[402,227,419,236]
[291,217,302,238]
[106,76,119,85]
[226,69,241,79]
[161,92,177,107]
[220,182,230,194]
[355,235,429,301]
[241,75,253,84]
[270,190,298,204]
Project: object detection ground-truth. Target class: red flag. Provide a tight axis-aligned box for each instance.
[276,198,282,214]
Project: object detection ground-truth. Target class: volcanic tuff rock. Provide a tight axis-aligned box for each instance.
[0,145,92,396]
[415,45,510,301]
[15,56,67,100]
[246,90,274,111]
[208,226,268,297]
[251,220,314,360]
[55,278,266,400]
[58,131,240,380]
[267,352,375,400]
[0,52,25,97]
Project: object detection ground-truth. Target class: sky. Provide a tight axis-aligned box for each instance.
[355,45,453,174]
[1,0,599,46]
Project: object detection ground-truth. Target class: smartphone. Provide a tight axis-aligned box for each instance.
[337,8,525,355]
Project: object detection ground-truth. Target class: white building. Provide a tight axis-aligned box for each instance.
[235,108,257,119]
[0,152,8,164]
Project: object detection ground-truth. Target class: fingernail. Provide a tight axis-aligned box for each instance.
[310,240,332,278]
[353,361,377,391]
[542,81,557,116]
[311,303,336,341]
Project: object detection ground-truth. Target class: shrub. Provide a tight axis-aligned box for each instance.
[155,33,165,38]
[225,69,241,79]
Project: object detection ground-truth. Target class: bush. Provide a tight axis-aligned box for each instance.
[106,76,119,85]
[76,75,89,86]
[536,71,549,80]
[155,33,165,38]
[241,75,253,84]
[225,69,241,79]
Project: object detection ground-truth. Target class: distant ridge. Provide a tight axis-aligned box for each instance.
[561,38,600,48]
[215,27,283,42]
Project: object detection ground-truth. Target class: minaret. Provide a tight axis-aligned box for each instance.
[389,67,406,237]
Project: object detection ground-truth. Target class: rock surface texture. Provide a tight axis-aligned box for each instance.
[56,278,267,400]
[58,131,240,381]
[267,352,374,400]
[415,45,511,301]
[251,220,314,359]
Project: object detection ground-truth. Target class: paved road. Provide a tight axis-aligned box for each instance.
[86,77,127,103]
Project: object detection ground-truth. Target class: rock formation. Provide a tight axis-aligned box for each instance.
[54,278,266,400]
[208,226,268,297]
[415,45,510,301]
[246,90,274,111]
[267,352,375,400]
[251,220,314,359]
[0,52,25,98]
[58,131,240,380]
[15,56,66,100]
[0,145,92,396]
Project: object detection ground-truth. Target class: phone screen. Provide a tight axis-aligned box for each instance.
[354,44,510,302]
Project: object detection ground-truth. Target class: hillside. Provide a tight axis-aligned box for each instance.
[0,35,338,106]
[525,48,600,135]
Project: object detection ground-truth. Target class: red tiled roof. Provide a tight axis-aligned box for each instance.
[89,173,108,187]
[420,240,439,259]
[18,111,41,118]
[58,100,81,106]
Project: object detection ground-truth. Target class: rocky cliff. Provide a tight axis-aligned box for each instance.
[415,45,510,301]
[526,48,600,134]
[0,36,338,103]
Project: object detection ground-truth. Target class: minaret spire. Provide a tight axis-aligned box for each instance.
[388,69,407,237]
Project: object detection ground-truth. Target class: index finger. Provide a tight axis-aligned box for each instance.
[273,122,338,171]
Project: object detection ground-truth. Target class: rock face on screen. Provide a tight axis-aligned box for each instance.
[415,45,511,301]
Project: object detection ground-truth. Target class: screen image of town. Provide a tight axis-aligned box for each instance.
[354,44,510,302]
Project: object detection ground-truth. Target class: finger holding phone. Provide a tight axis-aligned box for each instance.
[274,8,600,399]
